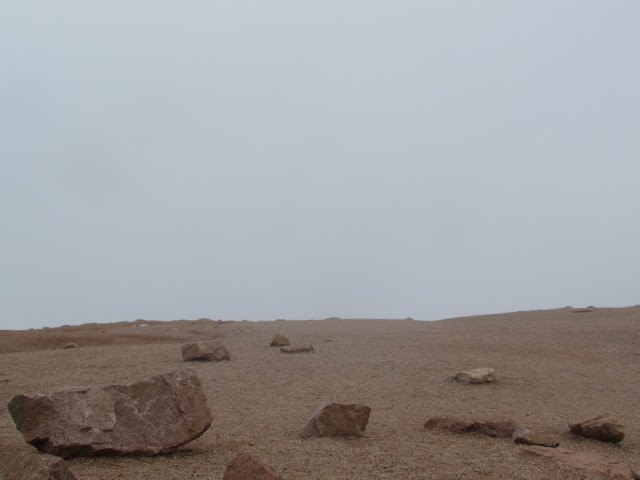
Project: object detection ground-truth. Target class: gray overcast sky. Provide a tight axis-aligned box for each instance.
[1,1,639,330]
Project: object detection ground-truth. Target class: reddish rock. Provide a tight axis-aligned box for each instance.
[522,446,639,480]
[423,416,474,433]
[270,334,290,347]
[424,416,516,438]
[181,341,230,361]
[0,451,77,480]
[300,402,371,438]
[7,369,212,457]
[473,419,518,438]
[512,426,559,447]
[223,453,285,480]
[570,413,624,443]
[280,345,314,354]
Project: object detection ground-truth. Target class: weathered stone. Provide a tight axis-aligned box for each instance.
[60,343,79,350]
[223,453,285,480]
[570,413,624,443]
[454,368,496,384]
[473,419,518,438]
[281,345,314,354]
[300,403,371,438]
[0,452,77,480]
[572,306,596,313]
[424,416,516,438]
[270,334,290,347]
[7,369,212,457]
[181,341,230,361]
[423,416,474,433]
[522,447,639,480]
[512,426,559,447]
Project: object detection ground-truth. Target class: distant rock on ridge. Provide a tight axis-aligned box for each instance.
[572,306,596,313]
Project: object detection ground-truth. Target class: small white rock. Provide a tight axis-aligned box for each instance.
[454,367,496,384]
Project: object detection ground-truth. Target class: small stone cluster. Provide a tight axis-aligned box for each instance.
[440,366,632,478]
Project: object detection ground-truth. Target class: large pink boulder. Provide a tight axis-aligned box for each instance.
[0,451,77,480]
[7,369,212,457]
[223,453,285,480]
[300,403,371,438]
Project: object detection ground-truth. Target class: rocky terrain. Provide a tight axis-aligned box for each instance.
[1,306,639,479]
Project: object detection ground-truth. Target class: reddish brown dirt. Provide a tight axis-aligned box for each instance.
[1,307,639,479]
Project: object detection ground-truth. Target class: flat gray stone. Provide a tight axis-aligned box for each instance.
[454,367,496,384]
[281,345,314,354]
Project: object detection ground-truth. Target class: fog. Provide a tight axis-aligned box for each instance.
[1,1,639,329]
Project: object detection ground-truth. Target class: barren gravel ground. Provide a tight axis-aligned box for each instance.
[1,306,639,479]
